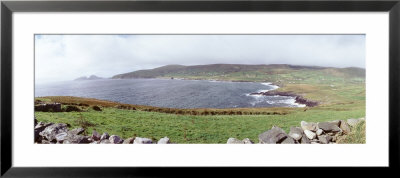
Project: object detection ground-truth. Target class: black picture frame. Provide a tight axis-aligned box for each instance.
[1,0,399,177]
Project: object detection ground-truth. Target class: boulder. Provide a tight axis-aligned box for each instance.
[100,139,111,144]
[242,138,254,144]
[317,122,341,133]
[318,135,332,144]
[300,134,311,144]
[55,132,68,143]
[100,132,110,140]
[109,135,123,144]
[288,127,303,141]
[39,123,68,142]
[316,129,324,136]
[134,137,153,144]
[281,137,296,144]
[339,120,351,134]
[35,122,53,130]
[331,135,337,142]
[123,137,135,144]
[258,126,288,144]
[329,120,341,126]
[158,137,170,144]
[92,130,101,141]
[34,117,38,126]
[227,138,244,144]
[41,140,52,144]
[347,118,361,127]
[68,128,85,135]
[304,130,316,140]
[64,135,91,144]
[34,122,53,142]
[300,121,317,131]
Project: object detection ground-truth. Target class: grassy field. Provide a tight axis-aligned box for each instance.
[35,99,364,143]
[35,65,366,143]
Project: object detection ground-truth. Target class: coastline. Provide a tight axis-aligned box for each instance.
[70,77,317,108]
[154,77,313,107]
[249,90,318,107]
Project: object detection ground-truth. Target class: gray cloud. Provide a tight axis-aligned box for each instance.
[35,34,365,82]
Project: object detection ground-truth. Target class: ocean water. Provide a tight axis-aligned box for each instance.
[35,79,305,109]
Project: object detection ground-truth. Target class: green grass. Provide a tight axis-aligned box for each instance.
[35,103,364,143]
[336,120,366,144]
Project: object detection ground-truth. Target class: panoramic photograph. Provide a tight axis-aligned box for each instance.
[34,34,366,144]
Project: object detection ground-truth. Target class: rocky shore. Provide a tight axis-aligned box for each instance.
[34,117,364,144]
[249,91,319,107]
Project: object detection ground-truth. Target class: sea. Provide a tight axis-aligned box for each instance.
[35,78,305,109]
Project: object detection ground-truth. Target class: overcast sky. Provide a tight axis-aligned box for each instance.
[35,34,365,83]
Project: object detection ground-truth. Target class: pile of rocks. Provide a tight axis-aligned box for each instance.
[34,119,170,144]
[34,117,364,144]
[227,117,365,144]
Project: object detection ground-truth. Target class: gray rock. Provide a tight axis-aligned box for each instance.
[68,128,85,135]
[331,135,337,142]
[316,129,324,136]
[34,122,53,142]
[158,137,170,144]
[64,135,91,144]
[304,130,316,140]
[288,127,303,141]
[39,123,68,142]
[109,135,123,144]
[329,120,341,126]
[134,137,153,144]
[242,138,254,144]
[227,138,244,144]
[347,118,361,127]
[318,122,341,133]
[92,130,101,141]
[258,126,288,144]
[318,135,332,144]
[55,132,68,143]
[100,139,111,144]
[339,120,351,134]
[35,122,53,129]
[41,140,52,144]
[87,137,94,143]
[281,137,296,144]
[100,132,110,140]
[300,121,317,131]
[300,134,311,144]
[123,137,134,144]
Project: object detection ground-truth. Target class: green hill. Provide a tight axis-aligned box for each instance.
[111,64,365,81]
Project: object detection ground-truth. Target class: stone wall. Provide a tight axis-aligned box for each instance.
[227,117,365,144]
[34,117,365,144]
[34,118,170,144]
